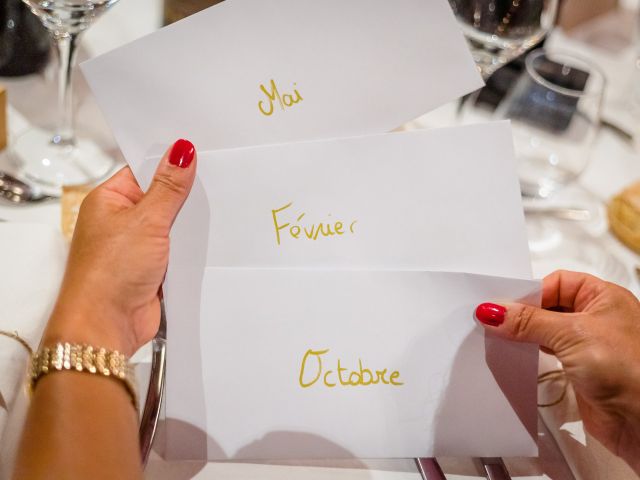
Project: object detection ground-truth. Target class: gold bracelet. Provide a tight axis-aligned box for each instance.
[29,343,138,411]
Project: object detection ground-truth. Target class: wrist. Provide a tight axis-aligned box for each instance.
[43,297,137,357]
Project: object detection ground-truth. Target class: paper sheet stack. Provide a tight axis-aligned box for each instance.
[81,0,540,461]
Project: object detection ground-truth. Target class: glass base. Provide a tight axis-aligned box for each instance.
[10,127,114,193]
[527,215,629,287]
[520,179,566,199]
[524,182,629,285]
[518,153,580,199]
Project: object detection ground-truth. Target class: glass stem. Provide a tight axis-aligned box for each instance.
[473,55,499,81]
[52,31,82,146]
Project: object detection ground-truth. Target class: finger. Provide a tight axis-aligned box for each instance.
[138,139,197,231]
[475,302,583,351]
[99,166,144,205]
[541,270,606,312]
[540,345,555,355]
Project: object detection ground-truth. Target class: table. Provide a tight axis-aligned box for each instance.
[1,1,639,479]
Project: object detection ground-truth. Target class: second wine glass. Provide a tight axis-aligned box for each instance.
[496,49,606,199]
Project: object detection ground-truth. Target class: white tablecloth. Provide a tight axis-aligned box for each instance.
[1,1,639,479]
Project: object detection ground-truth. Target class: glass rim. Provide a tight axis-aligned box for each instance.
[524,49,607,99]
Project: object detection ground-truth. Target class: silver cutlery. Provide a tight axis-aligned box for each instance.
[416,457,513,479]
[139,299,167,466]
[601,118,633,144]
[523,205,591,222]
[0,171,57,204]
[415,458,447,480]
[476,457,512,480]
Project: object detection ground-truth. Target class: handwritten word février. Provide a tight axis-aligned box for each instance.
[271,202,358,246]
[299,348,404,388]
[258,79,303,116]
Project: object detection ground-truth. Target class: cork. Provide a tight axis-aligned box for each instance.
[0,85,6,151]
[61,184,93,241]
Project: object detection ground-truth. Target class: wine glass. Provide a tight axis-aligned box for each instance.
[448,0,559,79]
[496,50,606,199]
[11,0,121,191]
[497,50,614,281]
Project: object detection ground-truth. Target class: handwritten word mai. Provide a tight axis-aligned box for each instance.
[258,79,303,116]
[271,202,358,246]
[299,348,404,388]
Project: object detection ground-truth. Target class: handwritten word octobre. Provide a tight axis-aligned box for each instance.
[299,348,404,388]
[271,202,357,246]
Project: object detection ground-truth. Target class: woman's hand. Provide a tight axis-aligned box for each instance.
[42,139,197,357]
[14,140,196,480]
[476,270,640,474]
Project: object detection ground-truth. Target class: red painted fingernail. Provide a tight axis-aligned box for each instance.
[169,139,195,168]
[475,303,506,327]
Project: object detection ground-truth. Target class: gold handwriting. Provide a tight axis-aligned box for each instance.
[299,348,404,388]
[271,202,358,246]
[258,79,303,116]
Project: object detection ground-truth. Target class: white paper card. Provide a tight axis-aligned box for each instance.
[81,0,483,179]
[162,122,537,460]
[164,269,539,459]
[161,122,531,279]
